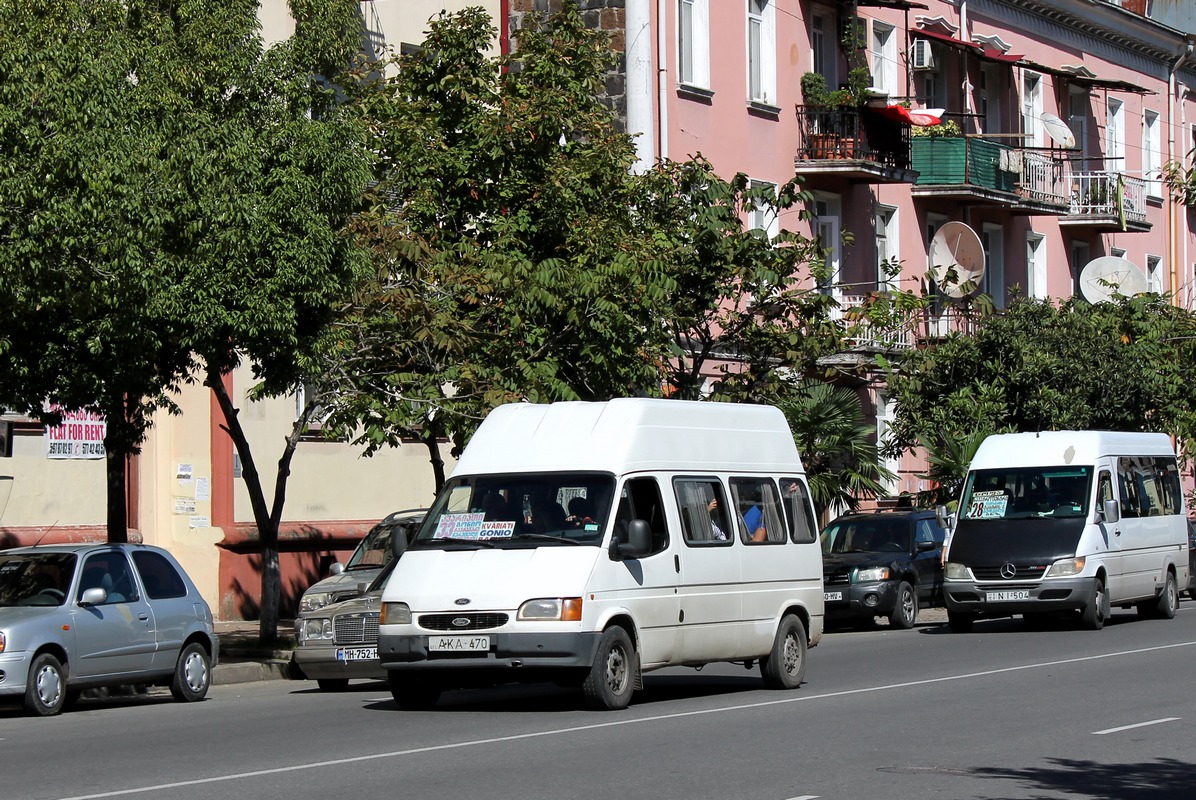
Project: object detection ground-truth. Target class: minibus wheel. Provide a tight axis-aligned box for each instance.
[761,614,807,690]
[582,626,635,710]
[1154,572,1178,619]
[1079,577,1107,630]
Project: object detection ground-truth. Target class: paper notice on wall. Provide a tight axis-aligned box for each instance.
[173,497,196,515]
[189,515,210,529]
[176,463,193,485]
[194,477,210,501]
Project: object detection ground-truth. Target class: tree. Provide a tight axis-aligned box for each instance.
[882,295,1196,473]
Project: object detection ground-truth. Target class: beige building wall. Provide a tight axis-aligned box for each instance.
[0,428,106,529]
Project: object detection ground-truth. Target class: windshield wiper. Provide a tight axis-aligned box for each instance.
[510,533,583,545]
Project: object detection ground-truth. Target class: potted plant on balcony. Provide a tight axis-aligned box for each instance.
[799,71,859,159]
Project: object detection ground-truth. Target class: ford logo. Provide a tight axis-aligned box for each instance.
[452,617,471,628]
[454,598,470,606]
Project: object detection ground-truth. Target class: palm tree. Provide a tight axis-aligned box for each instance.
[776,380,895,523]
[916,429,992,508]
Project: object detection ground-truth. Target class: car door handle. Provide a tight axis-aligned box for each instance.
[138,613,149,621]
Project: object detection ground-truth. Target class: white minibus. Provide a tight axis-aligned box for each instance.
[378,398,824,710]
[943,430,1189,632]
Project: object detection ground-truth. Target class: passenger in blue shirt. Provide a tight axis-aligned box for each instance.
[742,503,767,542]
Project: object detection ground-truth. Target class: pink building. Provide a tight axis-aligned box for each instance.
[600,0,1196,500]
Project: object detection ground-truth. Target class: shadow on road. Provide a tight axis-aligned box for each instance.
[975,756,1195,799]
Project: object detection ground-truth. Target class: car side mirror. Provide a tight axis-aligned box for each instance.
[80,587,107,606]
[915,540,936,553]
[1101,499,1120,524]
[615,519,653,560]
[328,562,345,576]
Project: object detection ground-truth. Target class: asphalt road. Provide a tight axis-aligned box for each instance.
[4,603,1196,800]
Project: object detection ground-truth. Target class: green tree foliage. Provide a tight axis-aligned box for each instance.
[0,0,371,639]
[883,296,1196,485]
[775,380,894,522]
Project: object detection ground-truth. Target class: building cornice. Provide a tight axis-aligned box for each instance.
[991,0,1191,63]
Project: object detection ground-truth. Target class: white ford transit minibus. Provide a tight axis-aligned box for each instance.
[943,431,1189,632]
[378,398,824,710]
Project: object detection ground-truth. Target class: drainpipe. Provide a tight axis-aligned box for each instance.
[625,0,655,173]
[658,0,669,163]
[1169,41,1193,306]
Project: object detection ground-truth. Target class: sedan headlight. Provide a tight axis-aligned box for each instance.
[381,602,411,625]
[1046,556,1086,577]
[299,618,333,642]
[853,566,890,583]
[518,598,583,621]
[300,592,330,613]
[0,631,5,654]
[944,562,970,580]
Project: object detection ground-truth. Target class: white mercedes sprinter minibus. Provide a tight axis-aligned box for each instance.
[378,399,824,710]
[943,430,1189,632]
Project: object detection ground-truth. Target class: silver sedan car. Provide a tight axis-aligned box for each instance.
[294,559,392,691]
[0,543,218,716]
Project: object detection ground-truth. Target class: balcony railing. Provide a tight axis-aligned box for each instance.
[1019,150,1071,207]
[796,106,912,170]
[910,136,1017,193]
[1068,171,1148,223]
[836,294,916,351]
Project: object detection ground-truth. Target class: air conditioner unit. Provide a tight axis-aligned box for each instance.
[911,39,935,70]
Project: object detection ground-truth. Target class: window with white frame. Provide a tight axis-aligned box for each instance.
[1107,98,1125,173]
[747,0,776,105]
[748,179,779,238]
[871,22,897,96]
[811,10,836,86]
[678,0,710,89]
[875,391,900,495]
[1070,240,1090,298]
[1146,254,1163,294]
[814,195,842,302]
[1021,73,1043,148]
[981,223,1005,307]
[1026,233,1046,300]
[1069,89,1089,161]
[1143,109,1162,197]
[920,47,947,110]
[875,204,898,291]
[979,64,1001,135]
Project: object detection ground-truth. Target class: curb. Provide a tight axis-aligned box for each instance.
[213,658,295,685]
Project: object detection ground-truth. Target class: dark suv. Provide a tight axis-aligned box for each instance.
[821,509,948,628]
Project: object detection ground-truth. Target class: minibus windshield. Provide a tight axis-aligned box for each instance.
[959,466,1093,521]
[413,473,616,549]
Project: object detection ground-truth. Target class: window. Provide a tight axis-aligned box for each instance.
[779,478,817,543]
[1026,233,1046,299]
[814,194,841,302]
[1143,109,1162,197]
[675,478,733,544]
[1022,73,1043,147]
[1107,98,1125,173]
[616,477,671,555]
[1117,456,1183,518]
[811,10,836,86]
[132,551,188,599]
[77,552,139,604]
[979,64,1001,134]
[871,22,897,96]
[1069,89,1090,160]
[876,392,899,495]
[875,204,897,291]
[747,0,776,105]
[678,0,710,89]
[921,51,946,109]
[729,477,786,543]
[1070,240,1090,297]
[1146,254,1164,294]
[981,223,1005,308]
[749,179,778,238]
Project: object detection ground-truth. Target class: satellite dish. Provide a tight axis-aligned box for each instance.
[1040,112,1076,148]
[929,222,986,298]
[1079,256,1149,304]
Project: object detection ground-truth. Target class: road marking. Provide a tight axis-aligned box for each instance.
[785,796,820,799]
[1092,717,1180,735]
[51,638,1196,800]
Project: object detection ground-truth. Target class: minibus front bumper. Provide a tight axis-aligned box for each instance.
[943,576,1095,614]
[379,631,603,671]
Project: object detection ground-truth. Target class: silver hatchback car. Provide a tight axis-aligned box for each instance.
[0,543,218,716]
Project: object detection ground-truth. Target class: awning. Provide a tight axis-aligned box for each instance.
[911,28,1022,64]
[875,104,943,127]
[1016,59,1154,94]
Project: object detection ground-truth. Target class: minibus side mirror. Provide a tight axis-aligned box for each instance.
[614,519,653,560]
[935,505,955,531]
[391,529,409,560]
[1101,499,1120,524]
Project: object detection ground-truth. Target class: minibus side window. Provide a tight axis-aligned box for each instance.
[729,477,786,544]
[674,478,733,545]
[1156,457,1183,515]
[615,478,670,556]
[779,477,817,544]
[1096,472,1113,517]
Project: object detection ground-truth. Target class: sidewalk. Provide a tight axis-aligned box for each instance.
[213,620,300,686]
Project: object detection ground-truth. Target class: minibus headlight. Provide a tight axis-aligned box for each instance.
[1047,556,1086,577]
[944,562,970,580]
[300,618,333,641]
[300,592,330,613]
[518,598,583,621]
[381,602,411,625]
[0,631,5,654]
[853,566,890,583]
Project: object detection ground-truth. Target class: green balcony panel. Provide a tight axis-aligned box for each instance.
[911,138,1016,192]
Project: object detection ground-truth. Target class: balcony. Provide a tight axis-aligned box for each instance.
[910,136,1020,204]
[1014,151,1072,215]
[1060,171,1151,232]
[819,294,917,370]
[795,106,918,184]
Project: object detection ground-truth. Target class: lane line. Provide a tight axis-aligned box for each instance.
[52,639,1196,800]
[1092,717,1180,735]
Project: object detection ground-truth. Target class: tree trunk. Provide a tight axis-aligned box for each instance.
[104,445,129,544]
[422,422,446,495]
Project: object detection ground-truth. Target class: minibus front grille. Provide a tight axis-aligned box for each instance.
[420,613,509,631]
[971,564,1048,581]
[334,612,380,644]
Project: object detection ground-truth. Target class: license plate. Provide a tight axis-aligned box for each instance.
[429,635,490,652]
[824,591,844,602]
[986,590,1030,602]
[336,647,377,662]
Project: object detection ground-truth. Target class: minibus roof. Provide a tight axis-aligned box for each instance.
[970,430,1176,470]
[453,399,804,477]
